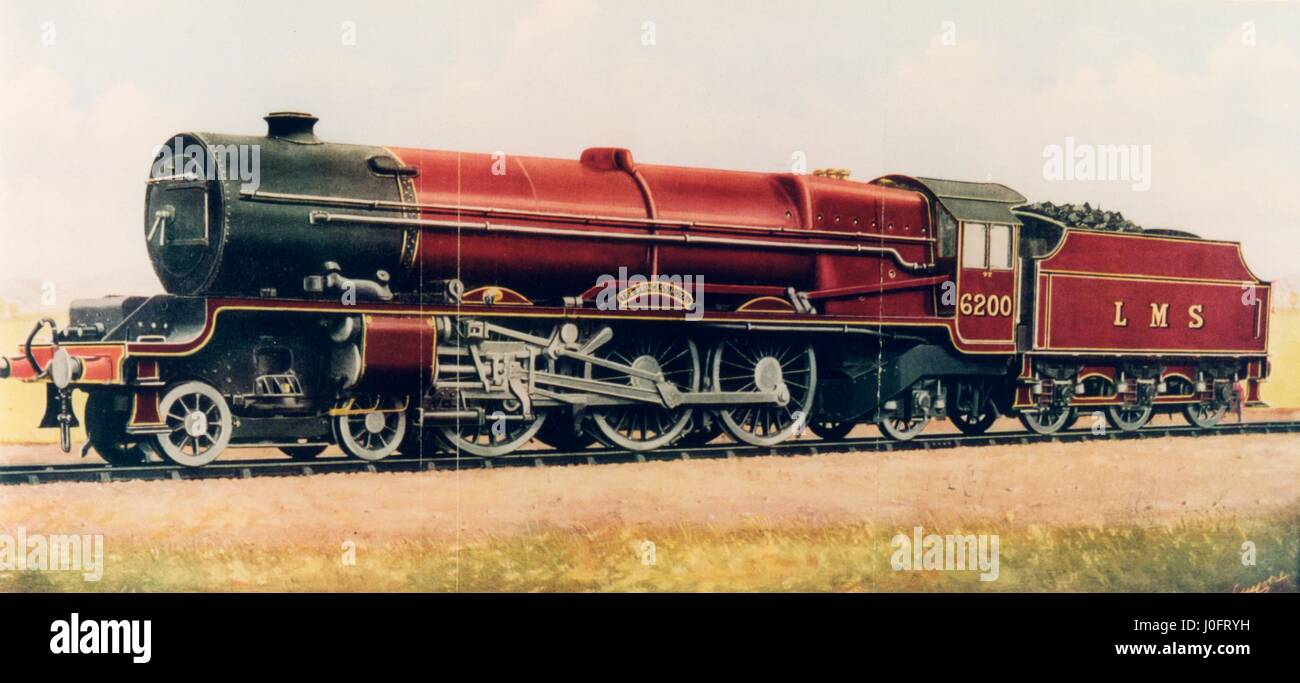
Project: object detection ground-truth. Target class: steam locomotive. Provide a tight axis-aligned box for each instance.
[0,113,1271,467]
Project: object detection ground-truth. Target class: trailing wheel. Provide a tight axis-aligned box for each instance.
[711,338,816,446]
[878,414,930,441]
[333,395,408,461]
[947,380,1000,436]
[154,381,233,467]
[84,391,151,466]
[587,335,701,451]
[808,420,855,440]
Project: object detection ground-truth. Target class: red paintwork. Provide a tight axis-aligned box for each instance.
[389,146,935,310]
[1036,231,1258,282]
[1034,231,1269,355]
[956,260,1017,347]
[360,315,436,391]
[128,388,163,429]
[5,344,124,384]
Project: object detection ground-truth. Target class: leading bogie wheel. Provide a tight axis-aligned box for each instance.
[334,395,408,461]
[154,381,233,467]
[84,391,151,466]
[280,445,327,460]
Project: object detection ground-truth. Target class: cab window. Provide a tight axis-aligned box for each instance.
[962,223,987,269]
[988,224,1012,269]
[962,222,1013,270]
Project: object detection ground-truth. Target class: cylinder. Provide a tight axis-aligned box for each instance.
[355,315,436,394]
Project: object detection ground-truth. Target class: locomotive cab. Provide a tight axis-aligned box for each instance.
[872,175,1026,348]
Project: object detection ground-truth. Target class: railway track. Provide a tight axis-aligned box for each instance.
[3,420,1299,487]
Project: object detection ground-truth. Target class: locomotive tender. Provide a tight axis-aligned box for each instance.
[0,113,1271,466]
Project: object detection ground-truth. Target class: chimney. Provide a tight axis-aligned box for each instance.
[264,112,321,144]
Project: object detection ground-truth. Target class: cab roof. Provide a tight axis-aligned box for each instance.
[873,175,1027,226]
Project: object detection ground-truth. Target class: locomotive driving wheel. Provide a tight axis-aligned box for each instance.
[154,381,233,467]
[534,419,596,451]
[534,356,596,450]
[677,414,725,446]
[333,395,407,461]
[587,335,700,451]
[437,397,546,457]
[711,338,816,447]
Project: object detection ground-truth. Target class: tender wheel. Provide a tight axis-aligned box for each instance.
[1106,402,1153,432]
[809,420,855,440]
[878,414,930,441]
[588,336,700,451]
[711,338,816,446]
[280,445,327,460]
[154,381,233,467]
[437,400,545,457]
[1018,405,1077,435]
[1183,402,1227,429]
[948,380,1000,435]
[84,391,150,466]
[334,395,407,461]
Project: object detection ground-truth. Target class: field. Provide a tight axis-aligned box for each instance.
[1,433,1297,592]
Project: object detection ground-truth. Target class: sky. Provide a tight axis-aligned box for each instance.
[1,0,1298,306]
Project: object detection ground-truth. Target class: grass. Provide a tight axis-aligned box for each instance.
[5,513,1295,592]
